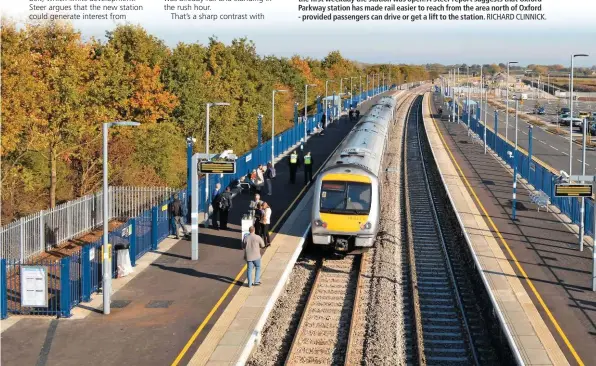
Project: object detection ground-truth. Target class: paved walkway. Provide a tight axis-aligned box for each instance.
[0,94,390,366]
[429,93,596,366]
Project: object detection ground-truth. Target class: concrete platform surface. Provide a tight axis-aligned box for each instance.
[189,185,314,366]
[0,92,392,366]
[423,92,571,366]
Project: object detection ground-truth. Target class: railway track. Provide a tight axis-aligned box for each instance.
[284,254,364,365]
[402,95,499,365]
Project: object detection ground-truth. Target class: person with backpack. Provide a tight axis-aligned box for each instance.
[170,193,189,239]
[219,187,234,230]
[265,162,275,196]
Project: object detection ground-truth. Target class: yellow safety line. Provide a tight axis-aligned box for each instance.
[171,103,366,365]
[429,98,584,366]
[170,265,247,366]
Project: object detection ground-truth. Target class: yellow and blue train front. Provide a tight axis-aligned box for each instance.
[311,173,378,249]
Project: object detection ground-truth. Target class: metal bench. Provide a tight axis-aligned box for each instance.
[530,190,550,212]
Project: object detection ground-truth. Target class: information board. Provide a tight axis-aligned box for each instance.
[554,184,593,197]
[198,161,236,174]
[21,266,48,307]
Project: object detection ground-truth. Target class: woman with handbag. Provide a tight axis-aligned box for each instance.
[260,202,272,247]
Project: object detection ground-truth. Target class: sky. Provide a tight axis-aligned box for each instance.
[2,0,595,67]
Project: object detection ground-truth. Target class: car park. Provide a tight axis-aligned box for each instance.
[578,111,590,120]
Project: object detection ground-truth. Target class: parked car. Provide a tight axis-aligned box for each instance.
[590,122,596,136]
[559,116,584,127]
[578,111,591,120]
[533,106,545,115]
[560,107,570,115]
[592,112,596,122]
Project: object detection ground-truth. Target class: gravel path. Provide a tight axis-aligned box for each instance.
[246,255,318,366]
[362,93,416,365]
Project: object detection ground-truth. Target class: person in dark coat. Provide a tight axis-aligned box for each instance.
[303,151,313,185]
[320,113,327,135]
[288,150,301,184]
[170,194,189,239]
[219,187,234,230]
[211,183,222,230]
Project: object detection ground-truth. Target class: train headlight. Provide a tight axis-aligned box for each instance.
[314,219,327,228]
[359,222,372,230]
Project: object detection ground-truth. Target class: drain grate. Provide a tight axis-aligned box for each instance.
[110,300,131,309]
[482,180,495,185]
[146,300,173,309]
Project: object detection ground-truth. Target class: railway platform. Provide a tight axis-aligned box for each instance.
[424,91,596,365]
[0,93,390,366]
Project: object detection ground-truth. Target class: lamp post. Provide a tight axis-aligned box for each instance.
[340,77,349,112]
[350,76,357,109]
[205,102,230,214]
[325,80,335,124]
[359,75,363,104]
[570,53,589,177]
[580,117,588,251]
[102,120,140,315]
[547,73,550,103]
[272,89,287,168]
[466,66,471,134]
[505,61,518,142]
[512,98,520,220]
[304,83,316,143]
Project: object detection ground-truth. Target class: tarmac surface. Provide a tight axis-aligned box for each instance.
[443,90,595,178]
[432,98,596,366]
[0,93,389,366]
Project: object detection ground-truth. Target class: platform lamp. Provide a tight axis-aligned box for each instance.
[102,121,140,315]
[271,89,287,168]
[505,61,518,142]
[570,53,589,177]
[304,83,317,143]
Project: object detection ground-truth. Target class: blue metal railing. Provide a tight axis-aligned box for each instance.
[459,108,595,238]
[0,85,393,319]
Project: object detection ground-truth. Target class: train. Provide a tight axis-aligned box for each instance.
[310,91,402,252]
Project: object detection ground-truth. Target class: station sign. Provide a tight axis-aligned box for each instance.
[198,161,236,174]
[554,184,593,197]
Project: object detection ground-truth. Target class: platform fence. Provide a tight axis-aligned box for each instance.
[0,85,399,319]
[448,97,595,239]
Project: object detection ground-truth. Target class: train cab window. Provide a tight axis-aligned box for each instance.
[320,181,371,214]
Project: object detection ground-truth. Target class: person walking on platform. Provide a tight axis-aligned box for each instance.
[170,194,189,239]
[265,162,275,196]
[320,113,327,135]
[349,109,354,121]
[219,187,233,230]
[211,183,222,230]
[260,202,272,247]
[242,226,265,288]
[355,109,360,120]
[289,150,300,184]
[304,151,313,185]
